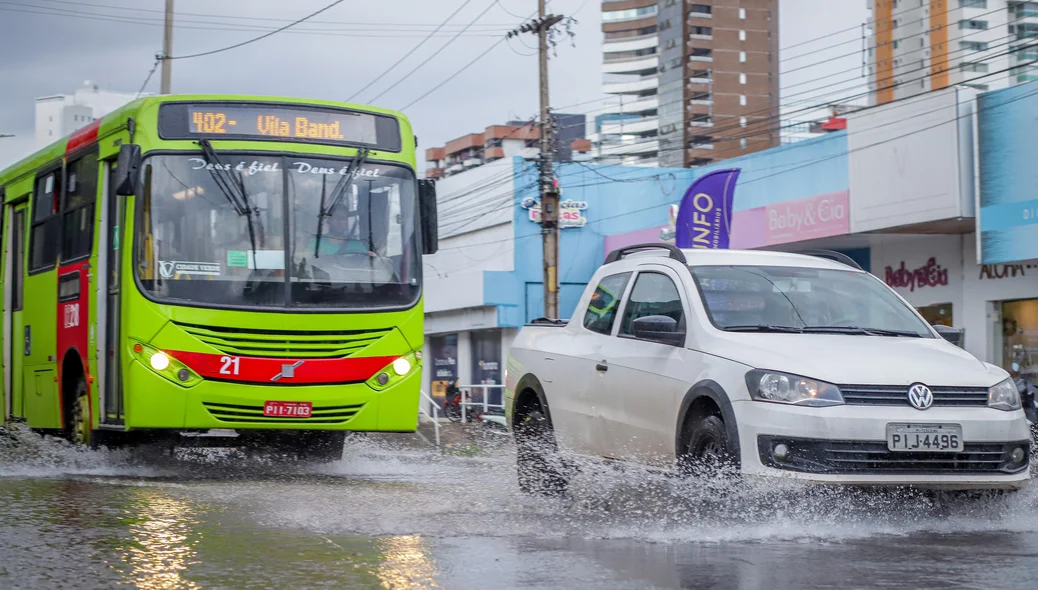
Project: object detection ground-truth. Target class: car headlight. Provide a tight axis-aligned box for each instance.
[745,370,844,407]
[989,378,1022,411]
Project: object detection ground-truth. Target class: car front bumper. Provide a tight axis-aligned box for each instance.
[733,400,1031,490]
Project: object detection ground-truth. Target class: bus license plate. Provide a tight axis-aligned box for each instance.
[886,423,963,452]
[264,401,312,418]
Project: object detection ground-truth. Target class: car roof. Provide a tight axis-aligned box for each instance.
[614,247,861,272]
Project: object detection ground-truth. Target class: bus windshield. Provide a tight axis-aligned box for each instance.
[136,153,420,309]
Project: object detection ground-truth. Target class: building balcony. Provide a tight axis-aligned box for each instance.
[602,33,659,54]
[462,157,483,168]
[598,96,658,115]
[688,55,713,63]
[602,76,659,94]
[599,138,659,156]
[600,115,658,135]
[602,55,659,75]
[688,120,714,128]
[602,5,658,24]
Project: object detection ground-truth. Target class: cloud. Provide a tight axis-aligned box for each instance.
[0,0,602,162]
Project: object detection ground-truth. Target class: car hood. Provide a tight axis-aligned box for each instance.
[705,333,1007,387]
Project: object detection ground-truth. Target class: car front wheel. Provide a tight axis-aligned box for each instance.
[514,405,568,496]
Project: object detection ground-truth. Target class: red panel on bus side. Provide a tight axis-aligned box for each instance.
[56,261,91,428]
[66,120,100,154]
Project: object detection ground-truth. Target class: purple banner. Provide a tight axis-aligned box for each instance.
[674,169,740,249]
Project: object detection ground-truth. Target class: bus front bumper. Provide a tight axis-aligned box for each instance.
[123,360,420,432]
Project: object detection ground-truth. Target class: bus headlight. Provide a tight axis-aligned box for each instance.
[367,352,420,391]
[150,352,170,371]
[132,341,201,387]
[392,357,411,376]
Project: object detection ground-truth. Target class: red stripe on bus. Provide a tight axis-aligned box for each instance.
[164,351,397,385]
[66,119,101,153]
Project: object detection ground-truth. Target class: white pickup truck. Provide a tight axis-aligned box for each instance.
[504,244,1031,495]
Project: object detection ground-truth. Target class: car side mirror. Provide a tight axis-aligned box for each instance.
[933,324,964,348]
[631,315,685,346]
[114,144,142,196]
[418,179,438,255]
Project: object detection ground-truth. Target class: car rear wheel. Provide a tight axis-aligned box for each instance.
[514,405,568,496]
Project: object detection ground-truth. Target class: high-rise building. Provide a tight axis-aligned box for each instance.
[35,81,145,147]
[596,0,780,167]
[867,0,1038,104]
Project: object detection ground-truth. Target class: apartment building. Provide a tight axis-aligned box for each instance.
[35,80,145,147]
[867,0,1038,104]
[424,115,589,179]
[597,0,780,167]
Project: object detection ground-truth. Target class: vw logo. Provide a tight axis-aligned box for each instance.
[907,383,934,410]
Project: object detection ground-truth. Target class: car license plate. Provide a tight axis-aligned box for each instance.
[263,401,312,418]
[886,423,963,452]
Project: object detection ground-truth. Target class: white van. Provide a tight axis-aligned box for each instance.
[504,245,1030,494]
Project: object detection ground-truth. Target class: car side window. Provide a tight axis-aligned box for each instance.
[582,272,631,335]
[619,272,685,337]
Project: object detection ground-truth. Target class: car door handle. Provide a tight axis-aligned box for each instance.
[596,362,608,372]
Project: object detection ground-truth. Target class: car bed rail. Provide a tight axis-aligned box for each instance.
[605,243,687,265]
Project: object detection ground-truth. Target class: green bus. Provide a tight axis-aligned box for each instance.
[0,95,438,460]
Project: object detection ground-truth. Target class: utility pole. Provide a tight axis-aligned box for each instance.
[508,4,568,318]
[160,0,174,94]
[537,0,563,319]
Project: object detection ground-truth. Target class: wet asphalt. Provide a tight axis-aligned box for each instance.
[1,427,1037,589]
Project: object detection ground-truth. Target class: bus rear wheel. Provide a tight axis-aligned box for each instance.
[68,377,92,447]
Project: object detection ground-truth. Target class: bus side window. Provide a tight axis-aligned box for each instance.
[29,169,61,272]
[61,151,99,262]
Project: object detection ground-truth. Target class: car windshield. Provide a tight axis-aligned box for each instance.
[688,265,935,337]
[136,154,420,309]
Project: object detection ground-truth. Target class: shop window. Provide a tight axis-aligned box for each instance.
[471,330,502,404]
[428,334,458,402]
[1001,299,1038,386]
[915,302,953,327]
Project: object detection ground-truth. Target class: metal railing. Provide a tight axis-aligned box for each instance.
[456,384,506,424]
[418,390,441,447]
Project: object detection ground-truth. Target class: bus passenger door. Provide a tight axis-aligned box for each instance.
[4,204,26,420]
[101,159,124,424]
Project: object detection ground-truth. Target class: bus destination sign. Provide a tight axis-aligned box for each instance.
[187,106,378,144]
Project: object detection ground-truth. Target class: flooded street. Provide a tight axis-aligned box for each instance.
[2,429,1038,589]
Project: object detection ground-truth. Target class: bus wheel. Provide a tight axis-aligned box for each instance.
[69,377,92,447]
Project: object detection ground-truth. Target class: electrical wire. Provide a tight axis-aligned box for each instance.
[369,0,500,104]
[346,0,475,102]
[434,67,1038,249]
[136,56,161,98]
[162,0,346,60]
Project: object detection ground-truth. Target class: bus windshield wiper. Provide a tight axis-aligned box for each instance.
[197,140,259,261]
[313,148,370,258]
[803,326,923,337]
[722,325,804,333]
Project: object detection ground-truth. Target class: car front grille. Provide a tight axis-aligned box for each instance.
[175,322,390,359]
[839,384,990,407]
[757,436,1030,475]
[202,402,365,424]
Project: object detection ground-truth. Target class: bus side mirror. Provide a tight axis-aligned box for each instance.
[114,144,142,196]
[418,179,438,255]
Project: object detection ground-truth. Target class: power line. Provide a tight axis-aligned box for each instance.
[346,0,475,103]
[399,37,509,110]
[161,0,346,60]
[369,0,500,104]
[25,0,513,28]
[436,64,1038,244]
[136,55,161,98]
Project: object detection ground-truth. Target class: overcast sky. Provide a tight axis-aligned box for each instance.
[0,0,867,169]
